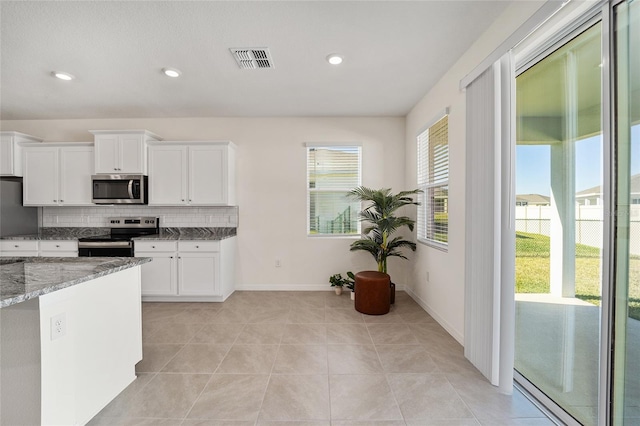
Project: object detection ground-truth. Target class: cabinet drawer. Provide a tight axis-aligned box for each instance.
[39,240,78,252]
[134,240,176,253]
[0,240,39,252]
[178,240,219,252]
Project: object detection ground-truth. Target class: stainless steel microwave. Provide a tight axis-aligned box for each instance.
[91,175,148,204]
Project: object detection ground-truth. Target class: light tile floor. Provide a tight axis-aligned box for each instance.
[88,291,554,425]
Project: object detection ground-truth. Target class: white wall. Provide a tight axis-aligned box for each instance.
[1,117,406,289]
[403,2,546,343]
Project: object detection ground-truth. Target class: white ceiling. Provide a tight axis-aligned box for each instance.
[0,1,515,120]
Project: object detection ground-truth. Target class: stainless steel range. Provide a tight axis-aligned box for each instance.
[78,217,159,257]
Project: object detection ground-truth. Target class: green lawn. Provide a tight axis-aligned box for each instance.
[516,232,640,320]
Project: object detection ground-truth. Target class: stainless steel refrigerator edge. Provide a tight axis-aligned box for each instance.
[0,179,39,237]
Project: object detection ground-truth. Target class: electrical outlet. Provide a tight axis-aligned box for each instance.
[50,313,66,340]
[275,259,282,268]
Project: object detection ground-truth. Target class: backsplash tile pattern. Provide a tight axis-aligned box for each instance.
[42,206,238,228]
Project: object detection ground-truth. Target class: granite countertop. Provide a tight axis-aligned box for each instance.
[1,227,237,241]
[0,257,151,308]
[1,228,110,241]
[133,227,237,241]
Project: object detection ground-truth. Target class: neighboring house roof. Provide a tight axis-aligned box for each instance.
[576,173,640,197]
[516,194,550,205]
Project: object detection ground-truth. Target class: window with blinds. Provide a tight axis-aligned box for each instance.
[417,114,449,248]
[307,145,361,236]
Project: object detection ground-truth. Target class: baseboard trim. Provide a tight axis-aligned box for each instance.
[235,283,406,292]
[235,284,335,292]
[142,295,227,302]
[403,286,464,345]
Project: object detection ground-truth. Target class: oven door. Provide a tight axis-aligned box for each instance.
[78,241,133,257]
[91,175,147,204]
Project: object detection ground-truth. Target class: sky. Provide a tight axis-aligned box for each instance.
[516,125,640,196]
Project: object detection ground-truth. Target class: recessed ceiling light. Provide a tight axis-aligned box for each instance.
[326,54,343,65]
[162,67,182,78]
[51,71,74,81]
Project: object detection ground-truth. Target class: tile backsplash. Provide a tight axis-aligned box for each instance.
[42,206,238,228]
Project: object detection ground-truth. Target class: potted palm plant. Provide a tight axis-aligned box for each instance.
[349,187,421,300]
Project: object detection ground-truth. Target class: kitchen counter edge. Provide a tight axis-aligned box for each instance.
[0,257,151,308]
[0,227,237,241]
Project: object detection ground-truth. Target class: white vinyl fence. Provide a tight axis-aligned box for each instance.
[516,205,640,256]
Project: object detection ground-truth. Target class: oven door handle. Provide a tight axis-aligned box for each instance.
[78,241,132,248]
[128,180,134,200]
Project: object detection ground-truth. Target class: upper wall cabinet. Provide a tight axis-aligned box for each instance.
[23,143,94,206]
[0,131,43,177]
[148,141,236,206]
[90,130,162,175]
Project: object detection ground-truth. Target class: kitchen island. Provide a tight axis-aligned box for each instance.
[0,257,151,425]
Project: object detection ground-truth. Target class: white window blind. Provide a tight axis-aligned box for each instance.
[307,145,361,236]
[417,114,449,248]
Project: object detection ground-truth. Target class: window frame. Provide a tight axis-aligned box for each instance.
[305,142,362,238]
[416,109,449,251]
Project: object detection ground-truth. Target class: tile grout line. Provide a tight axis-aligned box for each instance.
[367,318,407,424]
[252,305,290,424]
[180,309,248,423]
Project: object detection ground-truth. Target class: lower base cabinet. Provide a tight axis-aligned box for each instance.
[0,240,78,257]
[134,237,235,302]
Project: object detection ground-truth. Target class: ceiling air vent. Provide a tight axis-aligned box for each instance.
[230,48,274,69]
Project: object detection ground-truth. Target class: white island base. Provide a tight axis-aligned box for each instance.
[1,266,142,425]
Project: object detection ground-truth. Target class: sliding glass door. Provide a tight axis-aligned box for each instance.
[613,1,640,424]
[515,22,603,425]
[513,1,640,423]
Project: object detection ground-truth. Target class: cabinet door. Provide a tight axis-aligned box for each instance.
[136,252,177,296]
[148,146,187,205]
[94,135,120,173]
[59,147,94,205]
[119,135,145,174]
[39,240,77,257]
[23,148,59,206]
[189,145,227,205]
[0,240,39,256]
[0,134,16,176]
[178,253,220,296]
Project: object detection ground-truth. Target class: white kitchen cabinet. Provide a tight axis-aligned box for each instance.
[91,130,161,175]
[135,241,177,296]
[39,240,78,257]
[22,143,94,206]
[0,131,42,177]
[178,241,220,296]
[148,141,236,206]
[135,237,236,301]
[0,240,78,257]
[147,145,187,205]
[0,240,39,256]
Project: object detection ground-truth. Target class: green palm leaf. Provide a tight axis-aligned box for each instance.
[348,186,422,274]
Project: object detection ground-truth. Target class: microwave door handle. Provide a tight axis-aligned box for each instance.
[128,180,134,199]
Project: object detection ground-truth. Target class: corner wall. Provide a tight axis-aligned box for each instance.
[1,117,406,290]
[404,2,546,343]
